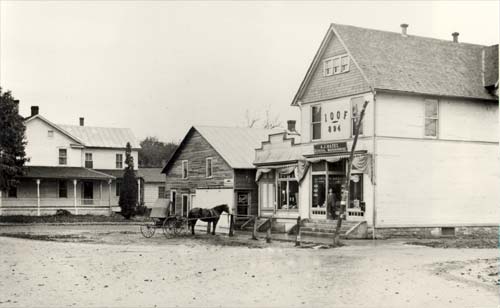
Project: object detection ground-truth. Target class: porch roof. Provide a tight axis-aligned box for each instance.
[22,166,115,180]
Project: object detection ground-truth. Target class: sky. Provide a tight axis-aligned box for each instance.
[1,0,498,143]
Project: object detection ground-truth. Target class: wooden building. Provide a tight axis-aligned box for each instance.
[161,126,281,219]
[254,23,499,238]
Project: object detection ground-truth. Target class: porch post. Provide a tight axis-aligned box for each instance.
[137,178,141,206]
[36,179,41,216]
[73,179,78,215]
[100,181,103,206]
[108,179,112,213]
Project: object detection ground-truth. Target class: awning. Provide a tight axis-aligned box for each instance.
[304,151,367,163]
[21,166,115,180]
[255,160,310,183]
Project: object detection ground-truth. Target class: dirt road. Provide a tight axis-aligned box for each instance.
[0,225,498,307]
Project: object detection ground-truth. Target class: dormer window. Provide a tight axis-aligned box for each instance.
[323,54,350,76]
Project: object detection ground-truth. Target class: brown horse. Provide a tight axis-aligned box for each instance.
[187,204,230,235]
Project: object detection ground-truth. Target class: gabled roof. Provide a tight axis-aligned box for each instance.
[59,125,140,149]
[483,44,499,87]
[162,126,283,173]
[292,23,498,105]
[25,115,85,145]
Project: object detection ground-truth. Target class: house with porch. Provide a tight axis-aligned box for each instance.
[0,106,141,216]
[254,23,499,238]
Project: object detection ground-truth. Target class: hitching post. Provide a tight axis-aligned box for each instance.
[252,216,258,240]
[266,217,272,243]
[228,214,234,237]
[295,216,301,247]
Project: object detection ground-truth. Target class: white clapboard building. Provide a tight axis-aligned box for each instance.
[254,23,499,238]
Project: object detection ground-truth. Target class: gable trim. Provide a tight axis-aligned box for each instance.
[291,24,374,106]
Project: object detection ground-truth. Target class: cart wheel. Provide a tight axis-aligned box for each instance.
[173,218,185,235]
[140,219,156,238]
[162,218,175,237]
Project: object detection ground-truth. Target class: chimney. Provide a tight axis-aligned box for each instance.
[452,32,459,43]
[79,117,84,126]
[400,23,408,36]
[31,106,39,117]
[287,120,296,132]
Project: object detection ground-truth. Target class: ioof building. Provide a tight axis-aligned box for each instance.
[254,23,499,238]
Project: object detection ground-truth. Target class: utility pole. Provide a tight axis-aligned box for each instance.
[333,100,369,246]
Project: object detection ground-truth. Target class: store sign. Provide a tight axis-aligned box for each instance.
[314,142,348,154]
[322,100,351,139]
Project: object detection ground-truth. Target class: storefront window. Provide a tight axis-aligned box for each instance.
[312,174,326,208]
[277,173,298,210]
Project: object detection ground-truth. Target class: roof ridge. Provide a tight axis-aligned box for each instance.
[194,125,284,131]
[58,123,133,130]
[331,22,489,47]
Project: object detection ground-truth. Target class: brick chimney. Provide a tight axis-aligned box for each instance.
[79,117,84,126]
[287,120,296,132]
[400,23,408,36]
[452,32,459,43]
[31,106,39,116]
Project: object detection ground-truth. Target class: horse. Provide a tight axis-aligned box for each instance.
[187,204,230,235]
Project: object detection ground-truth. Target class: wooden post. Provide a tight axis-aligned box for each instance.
[108,179,112,214]
[295,216,301,247]
[99,181,103,206]
[229,214,234,237]
[73,179,78,215]
[0,190,3,216]
[266,217,272,243]
[333,100,369,246]
[36,179,41,216]
[206,221,211,234]
[252,216,258,240]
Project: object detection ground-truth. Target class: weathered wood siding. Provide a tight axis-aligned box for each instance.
[164,130,234,214]
[301,32,371,104]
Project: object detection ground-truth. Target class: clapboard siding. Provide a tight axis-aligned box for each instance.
[143,183,163,207]
[164,130,234,214]
[375,138,500,226]
[301,32,371,104]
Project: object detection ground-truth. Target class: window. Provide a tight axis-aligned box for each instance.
[351,97,365,137]
[47,130,54,137]
[424,99,439,137]
[311,105,322,140]
[323,54,349,76]
[277,173,299,211]
[323,59,334,76]
[59,149,67,165]
[158,186,166,199]
[7,186,17,198]
[116,154,123,169]
[85,153,93,168]
[116,181,121,197]
[182,160,188,179]
[206,158,213,178]
[58,180,68,198]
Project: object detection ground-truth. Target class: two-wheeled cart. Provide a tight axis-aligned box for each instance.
[140,207,190,238]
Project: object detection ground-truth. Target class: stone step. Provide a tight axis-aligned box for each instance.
[300,226,353,234]
[300,230,348,239]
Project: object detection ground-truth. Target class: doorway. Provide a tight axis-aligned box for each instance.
[182,194,189,217]
[236,191,250,216]
[82,181,93,205]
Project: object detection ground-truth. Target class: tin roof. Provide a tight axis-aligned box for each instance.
[137,168,164,183]
[22,166,115,180]
[58,124,140,149]
[292,23,499,105]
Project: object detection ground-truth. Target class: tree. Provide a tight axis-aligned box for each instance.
[243,107,282,129]
[119,142,138,219]
[138,137,177,168]
[0,88,28,192]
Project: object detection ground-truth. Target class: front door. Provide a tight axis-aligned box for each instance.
[182,194,189,217]
[236,191,250,217]
[83,181,93,205]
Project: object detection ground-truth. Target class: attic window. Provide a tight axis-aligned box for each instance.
[323,54,350,77]
[48,130,54,138]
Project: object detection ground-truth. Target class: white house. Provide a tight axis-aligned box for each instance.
[254,23,499,238]
[138,168,166,208]
[0,106,141,216]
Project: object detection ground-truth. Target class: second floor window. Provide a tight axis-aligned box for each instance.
[158,186,166,198]
[424,99,439,137]
[351,97,365,137]
[85,153,93,168]
[182,160,188,179]
[311,105,322,140]
[116,154,123,169]
[59,149,67,165]
[206,158,213,178]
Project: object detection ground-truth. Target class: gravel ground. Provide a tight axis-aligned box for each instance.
[0,225,498,308]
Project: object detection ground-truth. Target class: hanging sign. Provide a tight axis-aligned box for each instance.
[314,142,348,154]
[322,100,351,139]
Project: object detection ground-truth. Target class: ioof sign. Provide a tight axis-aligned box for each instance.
[314,142,348,154]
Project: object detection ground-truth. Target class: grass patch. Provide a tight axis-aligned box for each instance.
[406,238,498,249]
